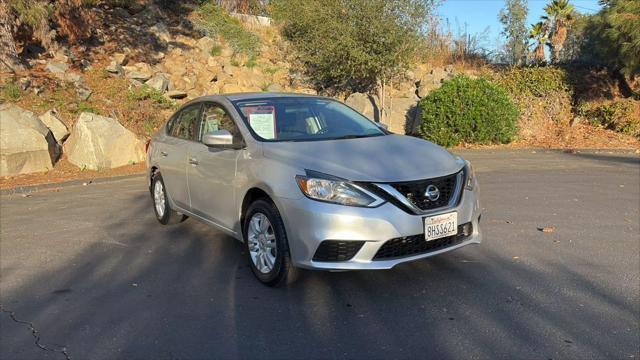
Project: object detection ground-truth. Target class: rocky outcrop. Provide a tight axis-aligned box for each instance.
[0,104,60,176]
[39,109,69,144]
[65,113,145,170]
[346,92,380,122]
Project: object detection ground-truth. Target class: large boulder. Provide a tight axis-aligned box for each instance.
[65,113,145,170]
[345,92,380,121]
[0,104,59,176]
[39,109,69,144]
[385,97,421,135]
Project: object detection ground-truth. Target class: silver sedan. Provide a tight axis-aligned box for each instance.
[147,93,482,286]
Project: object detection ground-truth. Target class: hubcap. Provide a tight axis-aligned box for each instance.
[153,180,165,217]
[247,213,277,274]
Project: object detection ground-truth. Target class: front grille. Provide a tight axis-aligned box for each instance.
[389,172,460,211]
[313,240,365,262]
[373,223,472,260]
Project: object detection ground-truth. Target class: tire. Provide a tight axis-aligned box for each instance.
[243,199,299,287]
[151,173,187,225]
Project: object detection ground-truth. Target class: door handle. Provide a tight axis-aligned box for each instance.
[188,157,199,165]
[160,151,168,157]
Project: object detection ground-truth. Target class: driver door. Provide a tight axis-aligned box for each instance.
[187,102,244,231]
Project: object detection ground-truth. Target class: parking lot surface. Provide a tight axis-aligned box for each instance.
[1,149,638,359]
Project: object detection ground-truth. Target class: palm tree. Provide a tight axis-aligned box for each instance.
[543,0,576,63]
[529,22,548,64]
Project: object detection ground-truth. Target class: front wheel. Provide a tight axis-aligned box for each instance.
[151,173,187,225]
[244,199,299,287]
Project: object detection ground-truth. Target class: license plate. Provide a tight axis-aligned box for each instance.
[424,212,458,241]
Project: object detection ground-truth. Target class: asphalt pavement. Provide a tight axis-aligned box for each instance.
[1,149,639,360]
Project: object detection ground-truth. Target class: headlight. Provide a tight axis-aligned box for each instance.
[464,161,476,190]
[295,171,385,207]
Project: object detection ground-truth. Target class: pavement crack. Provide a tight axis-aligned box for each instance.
[0,304,72,360]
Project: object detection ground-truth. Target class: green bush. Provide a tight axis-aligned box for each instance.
[194,2,260,58]
[492,66,570,98]
[580,99,640,138]
[417,75,519,147]
[1,82,21,102]
[127,85,174,109]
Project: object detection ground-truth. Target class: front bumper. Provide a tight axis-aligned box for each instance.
[277,186,482,270]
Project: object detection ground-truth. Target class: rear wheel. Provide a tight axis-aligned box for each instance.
[151,173,187,225]
[244,199,298,287]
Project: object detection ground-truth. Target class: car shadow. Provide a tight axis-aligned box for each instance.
[0,184,638,359]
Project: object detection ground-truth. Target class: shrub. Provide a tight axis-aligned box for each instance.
[580,99,640,138]
[194,2,260,58]
[1,82,21,101]
[492,66,570,98]
[210,44,223,57]
[127,85,174,109]
[417,75,519,147]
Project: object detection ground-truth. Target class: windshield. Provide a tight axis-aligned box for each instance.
[232,97,386,142]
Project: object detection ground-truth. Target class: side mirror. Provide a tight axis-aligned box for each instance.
[376,122,388,130]
[203,130,233,147]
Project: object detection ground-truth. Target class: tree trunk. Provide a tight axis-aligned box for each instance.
[0,1,23,72]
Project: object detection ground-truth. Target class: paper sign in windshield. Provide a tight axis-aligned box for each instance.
[249,112,276,139]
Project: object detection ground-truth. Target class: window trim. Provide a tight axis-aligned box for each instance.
[197,101,246,148]
[167,103,203,142]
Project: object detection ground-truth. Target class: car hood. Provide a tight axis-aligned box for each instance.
[262,134,463,182]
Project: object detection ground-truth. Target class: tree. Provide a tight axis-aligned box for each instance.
[272,0,433,118]
[529,21,548,63]
[498,0,529,65]
[542,0,575,63]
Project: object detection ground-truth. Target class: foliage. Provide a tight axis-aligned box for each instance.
[417,75,519,147]
[210,44,223,56]
[578,99,640,138]
[420,17,492,66]
[272,0,433,94]
[492,66,571,98]
[498,0,529,65]
[127,85,175,109]
[76,101,99,114]
[194,2,261,58]
[1,82,22,102]
[579,0,640,78]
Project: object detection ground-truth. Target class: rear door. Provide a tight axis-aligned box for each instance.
[160,103,202,210]
[187,102,244,231]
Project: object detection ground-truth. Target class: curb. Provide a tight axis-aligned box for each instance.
[1,173,146,195]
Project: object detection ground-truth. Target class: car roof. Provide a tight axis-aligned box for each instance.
[187,92,324,103]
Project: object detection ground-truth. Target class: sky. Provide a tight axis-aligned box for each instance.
[437,0,603,51]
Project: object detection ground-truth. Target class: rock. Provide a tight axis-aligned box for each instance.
[105,61,124,75]
[126,71,152,81]
[345,92,379,121]
[165,90,187,99]
[146,73,169,93]
[65,113,145,170]
[19,77,31,91]
[416,80,440,98]
[150,22,171,42]
[0,104,59,176]
[46,61,68,74]
[221,83,242,93]
[39,109,69,144]
[266,83,283,92]
[196,36,216,54]
[386,97,420,135]
[444,64,455,74]
[76,85,92,101]
[297,88,317,95]
[113,53,129,66]
[112,7,130,18]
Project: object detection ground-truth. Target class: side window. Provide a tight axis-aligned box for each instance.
[170,105,200,140]
[199,103,242,144]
